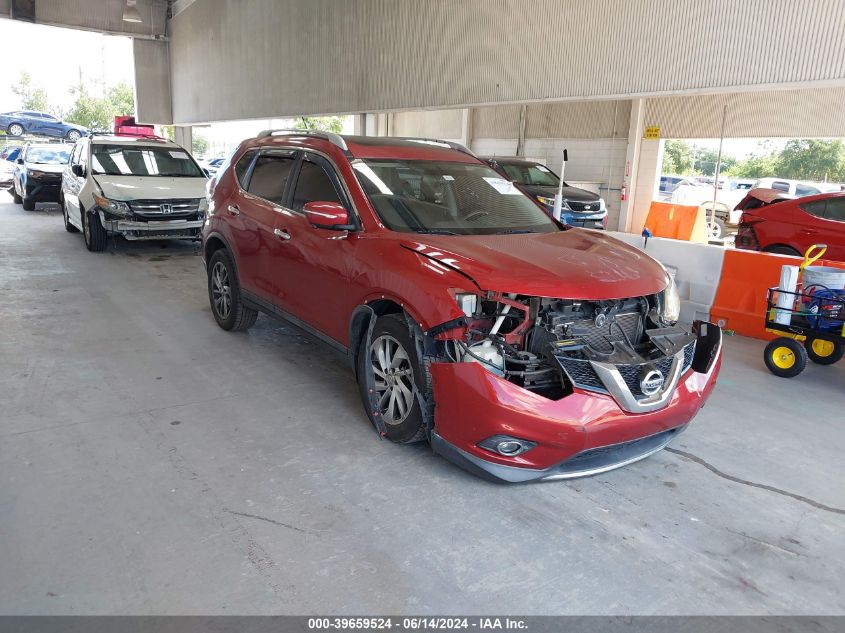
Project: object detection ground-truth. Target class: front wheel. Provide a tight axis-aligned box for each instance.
[22,196,35,211]
[83,210,108,252]
[764,337,807,378]
[12,187,22,204]
[805,336,844,365]
[207,249,257,331]
[356,314,428,444]
[706,218,726,240]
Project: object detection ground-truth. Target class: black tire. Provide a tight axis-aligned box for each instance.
[82,209,108,252]
[764,337,808,378]
[356,313,428,444]
[63,199,79,233]
[22,196,35,211]
[207,249,258,332]
[7,123,23,137]
[763,245,801,257]
[12,188,22,204]
[66,129,82,142]
[805,336,844,365]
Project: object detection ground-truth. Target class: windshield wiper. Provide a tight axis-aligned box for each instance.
[496,229,535,235]
[414,229,460,236]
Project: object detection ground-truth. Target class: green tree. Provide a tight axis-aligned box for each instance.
[294,116,344,133]
[10,72,52,113]
[773,139,845,181]
[662,139,692,175]
[64,81,136,131]
[725,152,779,178]
[192,133,209,157]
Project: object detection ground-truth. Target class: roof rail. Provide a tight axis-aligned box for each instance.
[88,131,168,141]
[391,136,475,157]
[257,128,349,152]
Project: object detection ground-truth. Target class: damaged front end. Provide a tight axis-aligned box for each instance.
[425,287,722,481]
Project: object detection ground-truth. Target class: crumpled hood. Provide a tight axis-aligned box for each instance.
[93,175,207,201]
[28,163,65,175]
[401,229,669,299]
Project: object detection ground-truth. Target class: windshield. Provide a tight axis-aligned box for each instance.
[499,162,560,187]
[91,145,204,177]
[25,147,70,165]
[353,159,559,235]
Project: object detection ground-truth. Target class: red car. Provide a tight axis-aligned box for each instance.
[201,131,722,482]
[736,188,845,261]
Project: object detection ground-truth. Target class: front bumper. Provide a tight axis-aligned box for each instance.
[25,181,62,202]
[430,323,722,482]
[99,211,204,241]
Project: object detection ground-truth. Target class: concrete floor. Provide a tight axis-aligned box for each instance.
[1,193,844,616]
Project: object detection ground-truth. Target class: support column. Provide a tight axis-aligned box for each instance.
[618,98,644,232]
[459,108,474,149]
[174,125,193,152]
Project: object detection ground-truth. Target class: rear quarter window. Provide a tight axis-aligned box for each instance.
[234,150,257,187]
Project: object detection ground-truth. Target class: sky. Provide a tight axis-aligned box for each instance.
[0,20,134,113]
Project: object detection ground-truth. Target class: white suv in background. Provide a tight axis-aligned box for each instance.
[61,134,209,252]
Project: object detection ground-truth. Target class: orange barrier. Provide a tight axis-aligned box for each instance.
[642,201,708,243]
[710,250,845,339]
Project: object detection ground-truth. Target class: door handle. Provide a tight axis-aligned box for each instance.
[274,228,291,241]
[227,204,240,215]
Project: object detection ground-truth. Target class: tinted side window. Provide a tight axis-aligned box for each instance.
[234,150,256,187]
[771,181,790,192]
[246,153,295,204]
[800,200,827,218]
[291,159,343,211]
[795,184,819,196]
[824,198,845,222]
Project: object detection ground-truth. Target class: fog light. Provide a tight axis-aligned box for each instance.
[478,435,536,457]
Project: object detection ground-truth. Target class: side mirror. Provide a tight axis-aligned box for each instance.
[71,164,85,177]
[303,201,354,230]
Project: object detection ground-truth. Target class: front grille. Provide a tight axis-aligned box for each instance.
[567,200,601,213]
[556,340,697,398]
[128,198,201,219]
[551,427,681,477]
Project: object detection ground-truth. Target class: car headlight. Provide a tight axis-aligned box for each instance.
[536,195,555,207]
[598,198,607,211]
[198,197,209,218]
[656,275,681,325]
[93,194,132,217]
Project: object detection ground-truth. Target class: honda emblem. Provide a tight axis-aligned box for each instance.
[160,203,173,214]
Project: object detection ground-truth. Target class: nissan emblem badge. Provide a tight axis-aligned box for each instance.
[640,368,665,396]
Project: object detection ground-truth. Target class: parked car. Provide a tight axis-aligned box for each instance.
[11,143,70,210]
[0,110,87,141]
[0,145,21,190]
[658,175,697,200]
[671,178,756,239]
[483,157,608,229]
[201,130,722,482]
[202,157,226,175]
[753,177,842,197]
[736,188,845,261]
[61,134,209,251]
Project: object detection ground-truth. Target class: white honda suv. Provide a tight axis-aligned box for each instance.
[61,134,209,251]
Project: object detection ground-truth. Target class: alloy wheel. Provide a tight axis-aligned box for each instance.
[369,334,415,425]
[211,261,232,319]
[9,124,23,136]
[67,130,81,142]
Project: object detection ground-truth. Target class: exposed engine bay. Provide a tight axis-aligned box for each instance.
[441,290,696,409]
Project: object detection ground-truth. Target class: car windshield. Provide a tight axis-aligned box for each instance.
[91,145,204,177]
[25,147,70,164]
[499,162,560,187]
[353,159,559,235]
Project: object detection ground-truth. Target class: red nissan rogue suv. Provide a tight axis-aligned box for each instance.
[201,130,722,482]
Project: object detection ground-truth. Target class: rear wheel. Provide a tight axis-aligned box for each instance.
[207,249,257,331]
[805,336,844,365]
[356,314,428,444]
[764,337,807,378]
[82,210,108,252]
[706,218,726,240]
[66,129,82,142]
[7,123,23,136]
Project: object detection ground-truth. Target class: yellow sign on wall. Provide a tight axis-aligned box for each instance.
[644,125,660,139]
